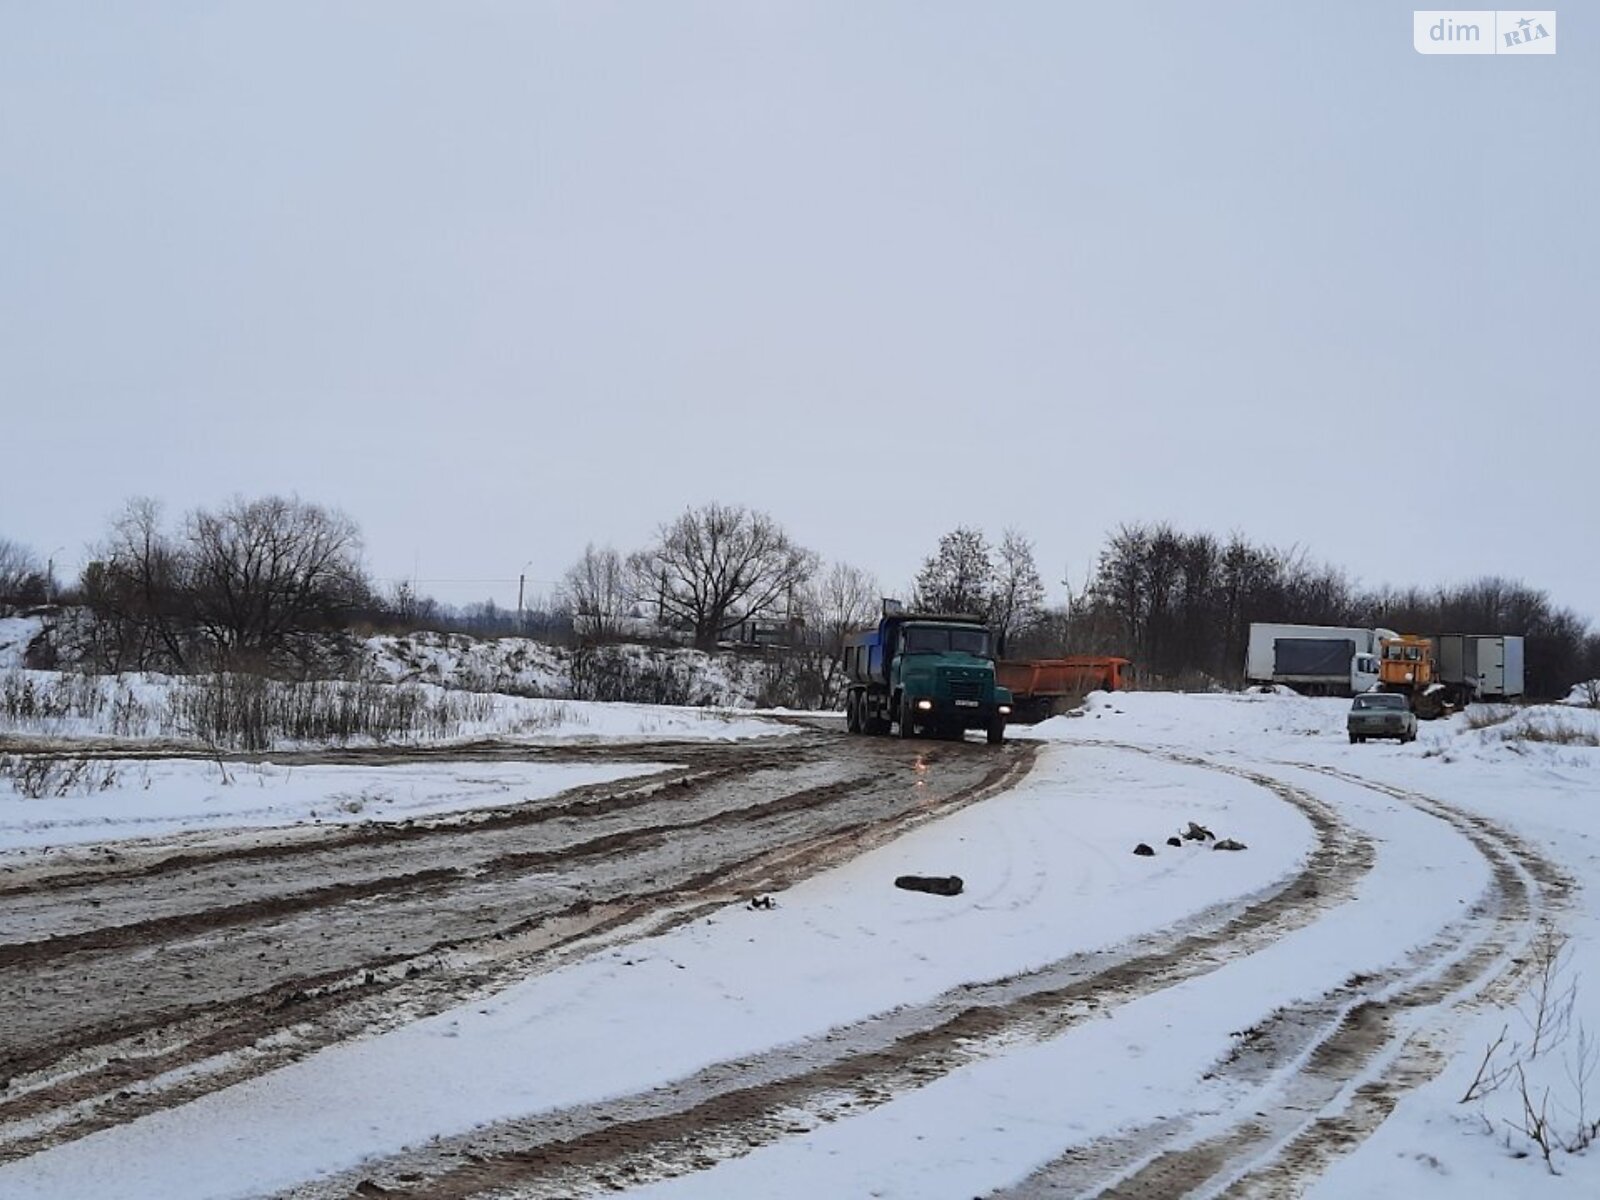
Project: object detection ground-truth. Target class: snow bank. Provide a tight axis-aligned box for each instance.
[1563,679,1600,707]
[0,615,44,669]
[361,631,568,695]
[360,631,775,707]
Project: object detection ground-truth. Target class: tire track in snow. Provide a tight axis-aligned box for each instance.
[1002,755,1571,1199]
[1211,762,1572,1199]
[273,745,1376,1200]
[0,737,828,901]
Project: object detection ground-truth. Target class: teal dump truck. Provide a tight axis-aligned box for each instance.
[842,610,1012,744]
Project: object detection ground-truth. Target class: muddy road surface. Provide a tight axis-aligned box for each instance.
[0,726,1035,1162]
[3,728,1566,1200]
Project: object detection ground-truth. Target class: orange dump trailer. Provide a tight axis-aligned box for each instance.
[995,656,1133,722]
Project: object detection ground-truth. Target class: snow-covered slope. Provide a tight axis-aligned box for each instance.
[360,631,773,707]
[0,615,44,669]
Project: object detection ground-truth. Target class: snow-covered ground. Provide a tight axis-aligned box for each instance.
[1563,680,1600,707]
[0,758,674,854]
[0,668,789,750]
[0,615,44,669]
[3,692,1598,1197]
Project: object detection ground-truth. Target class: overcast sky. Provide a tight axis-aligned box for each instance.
[2,2,1595,618]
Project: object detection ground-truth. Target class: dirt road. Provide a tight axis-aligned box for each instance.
[1,729,1568,1199]
[0,726,1033,1163]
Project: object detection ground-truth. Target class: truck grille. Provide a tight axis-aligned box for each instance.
[947,678,983,702]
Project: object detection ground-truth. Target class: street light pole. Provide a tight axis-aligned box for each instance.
[517,560,535,635]
[46,546,64,605]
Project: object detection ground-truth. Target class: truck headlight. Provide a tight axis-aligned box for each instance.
[916,699,933,711]
[998,705,1012,715]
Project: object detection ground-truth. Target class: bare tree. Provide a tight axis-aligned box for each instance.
[795,562,881,706]
[913,527,994,617]
[628,504,817,649]
[989,529,1045,655]
[803,562,881,642]
[562,544,630,640]
[384,581,440,629]
[1091,523,1151,655]
[0,538,48,605]
[185,495,367,665]
[80,498,192,670]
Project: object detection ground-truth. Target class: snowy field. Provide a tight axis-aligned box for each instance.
[2,691,1598,1197]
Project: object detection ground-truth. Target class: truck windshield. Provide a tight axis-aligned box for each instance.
[902,626,991,656]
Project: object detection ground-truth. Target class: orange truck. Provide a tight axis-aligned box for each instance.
[995,656,1133,722]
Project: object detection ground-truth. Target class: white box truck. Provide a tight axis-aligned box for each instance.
[1435,634,1525,700]
[1245,623,1394,696]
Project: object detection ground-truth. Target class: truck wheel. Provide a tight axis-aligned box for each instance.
[898,699,916,739]
[1348,733,1358,744]
[987,717,1005,746]
[864,701,885,736]
[846,693,860,734]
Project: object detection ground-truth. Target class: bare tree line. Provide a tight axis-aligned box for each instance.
[1039,522,1599,699]
[0,539,57,606]
[5,505,1597,700]
[561,504,819,648]
[70,496,368,673]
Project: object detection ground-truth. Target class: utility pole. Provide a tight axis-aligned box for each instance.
[1061,563,1076,647]
[517,573,526,633]
[46,546,64,605]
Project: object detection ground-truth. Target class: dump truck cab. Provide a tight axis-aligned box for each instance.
[843,611,1012,744]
